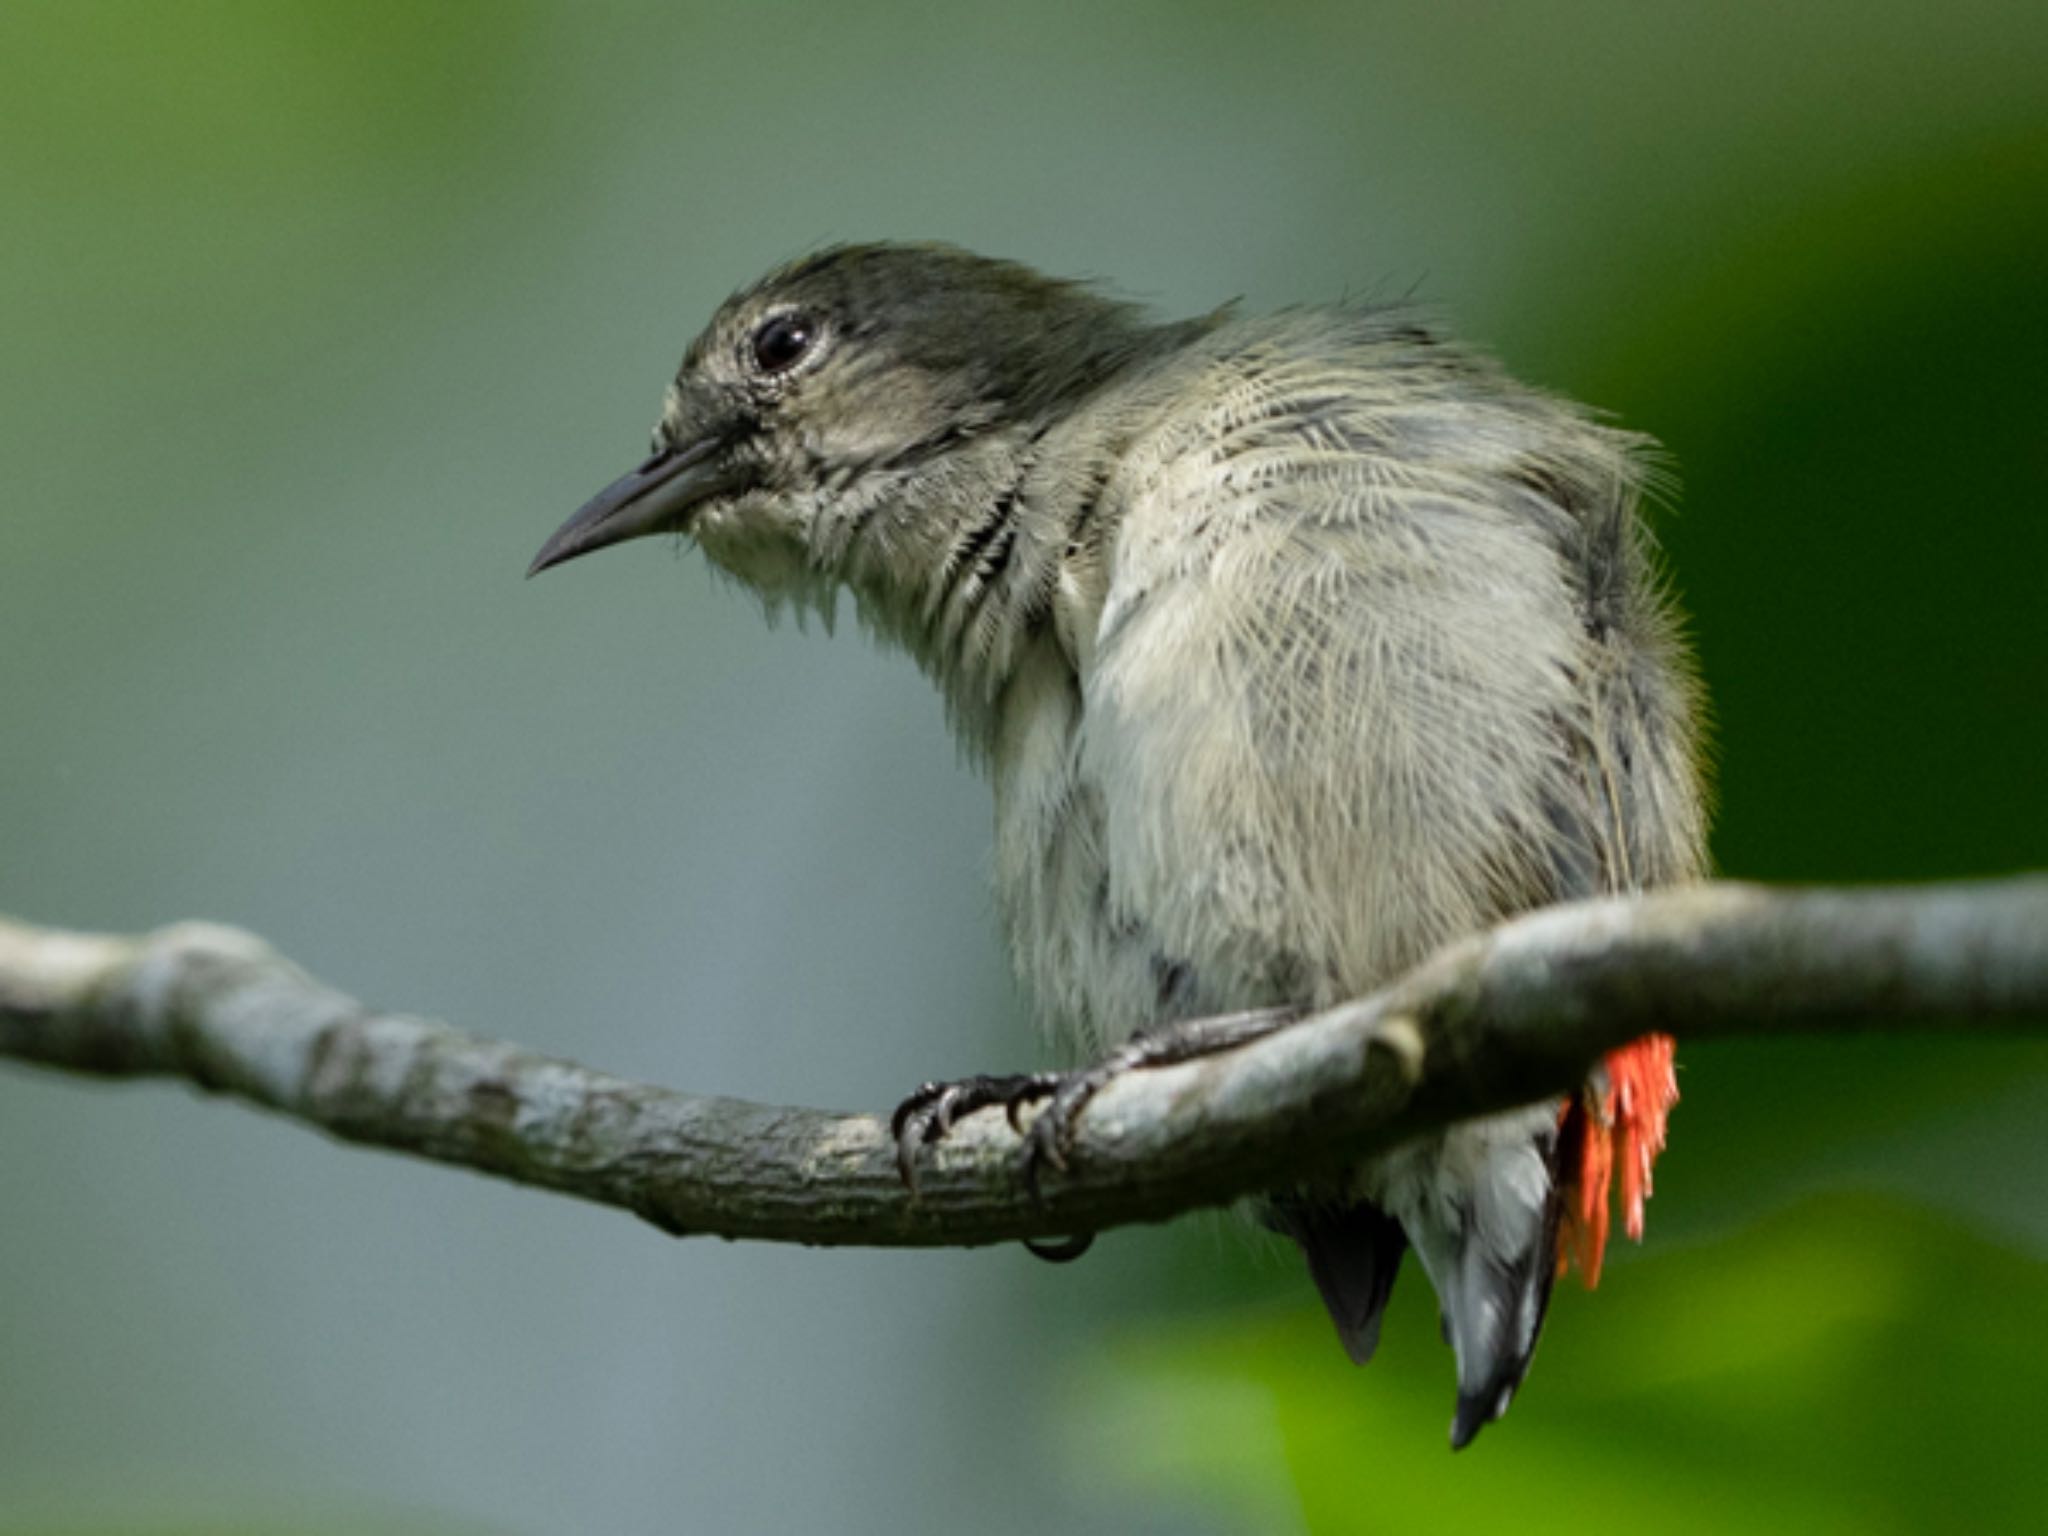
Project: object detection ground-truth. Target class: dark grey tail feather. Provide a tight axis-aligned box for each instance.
[1392,1107,1567,1449]
[1445,1207,1561,1448]
[1267,1199,1408,1365]
[1448,1135,1571,1446]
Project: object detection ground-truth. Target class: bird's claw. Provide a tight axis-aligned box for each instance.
[889,1050,1137,1205]
[890,1067,1102,1264]
[1015,1059,1125,1199]
[890,1071,1060,1193]
[890,1013,1300,1257]
[893,1010,1300,1197]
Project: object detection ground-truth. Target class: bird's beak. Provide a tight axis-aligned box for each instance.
[528,436,744,577]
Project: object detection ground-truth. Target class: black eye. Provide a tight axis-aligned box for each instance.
[750,312,816,375]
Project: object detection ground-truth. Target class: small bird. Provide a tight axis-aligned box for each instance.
[531,243,1708,1447]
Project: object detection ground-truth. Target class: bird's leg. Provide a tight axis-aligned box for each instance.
[1013,1006,1301,1195]
[888,1005,1301,1205]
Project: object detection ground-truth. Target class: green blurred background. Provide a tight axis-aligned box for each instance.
[3,3,2044,1532]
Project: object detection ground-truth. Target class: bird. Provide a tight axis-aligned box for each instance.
[529,242,1708,1448]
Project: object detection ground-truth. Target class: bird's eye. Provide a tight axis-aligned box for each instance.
[750,312,816,375]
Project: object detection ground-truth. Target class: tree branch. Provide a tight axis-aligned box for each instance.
[2,877,2044,1248]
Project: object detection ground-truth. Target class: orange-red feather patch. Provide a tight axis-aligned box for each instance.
[1557,1033,1677,1286]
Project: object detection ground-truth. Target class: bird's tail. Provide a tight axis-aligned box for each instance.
[1393,1104,1567,1449]
[1267,1198,1409,1366]
[1279,1047,1676,1449]
[1278,1103,1566,1450]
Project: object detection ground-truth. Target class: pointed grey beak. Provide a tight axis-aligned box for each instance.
[528,436,745,577]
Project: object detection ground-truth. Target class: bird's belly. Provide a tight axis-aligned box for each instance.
[990,650,1166,1056]
[991,651,1314,1057]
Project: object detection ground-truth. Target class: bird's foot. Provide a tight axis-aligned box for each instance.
[890,1072,1062,1191]
[890,1072,1094,1261]
[890,1005,1301,1204]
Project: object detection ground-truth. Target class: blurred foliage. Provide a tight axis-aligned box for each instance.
[1,2,2044,1534]
[1068,1197,2047,1534]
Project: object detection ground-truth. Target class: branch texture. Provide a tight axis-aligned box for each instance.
[2,878,2044,1248]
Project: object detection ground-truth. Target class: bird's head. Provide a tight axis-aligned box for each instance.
[529,242,1156,602]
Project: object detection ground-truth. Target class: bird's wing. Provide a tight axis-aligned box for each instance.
[1080,315,1664,1004]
